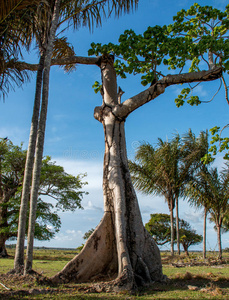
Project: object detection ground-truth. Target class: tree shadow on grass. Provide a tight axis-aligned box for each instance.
[0,272,229,299]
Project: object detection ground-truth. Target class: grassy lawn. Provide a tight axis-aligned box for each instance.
[0,249,228,299]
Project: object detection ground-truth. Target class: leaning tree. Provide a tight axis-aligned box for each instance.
[12,3,228,291]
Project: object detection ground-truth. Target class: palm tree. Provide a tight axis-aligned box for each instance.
[185,171,211,259]
[183,130,211,259]
[13,0,52,274]
[129,130,208,256]
[0,0,42,99]
[206,167,229,259]
[12,0,139,274]
[0,0,48,272]
[186,165,229,260]
[129,137,183,256]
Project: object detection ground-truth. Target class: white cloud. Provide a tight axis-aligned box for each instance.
[52,157,103,190]
[194,85,208,98]
[84,200,103,212]
[171,84,207,100]
[182,211,202,225]
[54,229,84,242]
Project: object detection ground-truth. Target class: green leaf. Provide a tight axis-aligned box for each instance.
[92,81,102,94]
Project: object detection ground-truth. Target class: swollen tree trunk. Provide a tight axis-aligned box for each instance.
[24,0,61,274]
[14,54,45,273]
[203,207,207,259]
[216,224,222,260]
[48,58,221,291]
[175,196,180,255]
[51,55,165,291]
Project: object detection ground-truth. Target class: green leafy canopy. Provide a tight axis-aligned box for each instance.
[0,138,87,242]
[89,4,229,161]
[89,4,229,93]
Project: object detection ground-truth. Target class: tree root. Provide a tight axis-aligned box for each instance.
[50,212,117,284]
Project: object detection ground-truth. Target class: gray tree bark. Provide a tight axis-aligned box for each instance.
[14,54,45,273]
[0,192,8,257]
[203,207,207,259]
[216,224,222,260]
[24,0,61,274]
[175,196,180,255]
[169,208,174,256]
[50,56,222,291]
[0,237,7,257]
[12,52,222,289]
[51,55,165,291]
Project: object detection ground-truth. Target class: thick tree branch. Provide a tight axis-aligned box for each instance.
[11,56,101,72]
[113,67,222,118]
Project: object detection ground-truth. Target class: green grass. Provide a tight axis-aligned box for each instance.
[0,249,229,299]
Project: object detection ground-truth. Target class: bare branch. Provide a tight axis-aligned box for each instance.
[222,75,229,105]
[0,282,11,291]
[10,56,101,72]
[113,67,222,118]
[200,78,222,103]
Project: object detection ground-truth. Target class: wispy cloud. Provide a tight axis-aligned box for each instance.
[183,211,202,225]
[84,200,103,212]
[54,229,84,242]
[0,127,29,146]
[52,157,103,190]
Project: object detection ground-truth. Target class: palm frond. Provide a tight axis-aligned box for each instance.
[59,0,138,31]
[52,37,76,72]
[0,58,30,100]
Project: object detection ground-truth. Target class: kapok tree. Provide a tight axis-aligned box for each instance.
[47,4,227,291]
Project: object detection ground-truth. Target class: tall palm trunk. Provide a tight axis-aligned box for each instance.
[169,207,174,256]
[203,207,207,259]
[175,196,180,255]
[14,53,45,273]
[24,0,61,274]
[216,224,222,260]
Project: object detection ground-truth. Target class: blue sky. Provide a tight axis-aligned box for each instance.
[1,0,229,252]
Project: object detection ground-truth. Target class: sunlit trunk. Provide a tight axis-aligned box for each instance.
[14,53,45,273]
[203,207,207,259]
[216,224,222,260]
[175,196,180,255]
[24,0,61,274]
[170,208,174,256]
[50,55,165,291]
